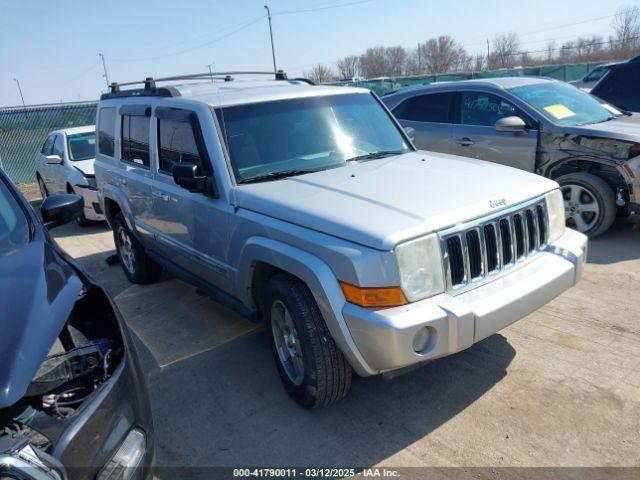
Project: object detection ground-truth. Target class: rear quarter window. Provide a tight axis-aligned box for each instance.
[97,107,117,157]
[393,92,454,123]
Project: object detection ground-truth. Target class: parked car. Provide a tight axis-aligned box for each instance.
[569,62,621,92]
[383,77,640,237]
[95,71,587,408]
[0,168,154,479]
[591,56,640,113]
[35,126,106,225]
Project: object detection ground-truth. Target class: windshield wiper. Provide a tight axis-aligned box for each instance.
[346,150,404,163]
[239,168,323,184]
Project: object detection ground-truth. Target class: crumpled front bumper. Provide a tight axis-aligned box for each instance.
[74,185,106,221]
[342,228,587,375]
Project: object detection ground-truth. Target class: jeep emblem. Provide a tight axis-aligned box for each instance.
[490,198,507,208]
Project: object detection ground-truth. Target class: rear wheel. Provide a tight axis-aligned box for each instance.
[265,273,352,408]
[112,213,162,284]
[557,172,616,238]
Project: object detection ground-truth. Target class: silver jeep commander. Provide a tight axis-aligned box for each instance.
[95,72,587,408]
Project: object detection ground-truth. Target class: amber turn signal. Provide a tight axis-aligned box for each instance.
[339,281,408,308]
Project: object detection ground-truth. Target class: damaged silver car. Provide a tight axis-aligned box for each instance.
[383,77,640,237]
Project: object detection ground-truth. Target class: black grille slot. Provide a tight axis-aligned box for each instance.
[466,230,482,279]
[446,236,465,286]
[526,209,537,252]
[513,214,525,259]
[536,205,547,244]
[499,219,512,264]
[483,224,498,272]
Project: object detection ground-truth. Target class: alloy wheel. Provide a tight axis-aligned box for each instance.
[561,184,600,233]
[271,300,305,385]
[117,227,136,274]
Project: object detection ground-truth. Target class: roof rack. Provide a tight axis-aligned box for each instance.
[101,70,298,99]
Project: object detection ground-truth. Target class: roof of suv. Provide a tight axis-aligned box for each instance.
[384,76,554,98]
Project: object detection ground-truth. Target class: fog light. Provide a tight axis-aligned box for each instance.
[412,327,432,353]
[97,428,146,480]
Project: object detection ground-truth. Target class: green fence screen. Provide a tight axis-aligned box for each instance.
[0,102,97,184]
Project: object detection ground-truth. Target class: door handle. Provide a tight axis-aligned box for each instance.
[152,190,170,202]
[455,137,475,147]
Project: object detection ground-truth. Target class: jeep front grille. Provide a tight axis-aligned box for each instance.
[441,200,549,291]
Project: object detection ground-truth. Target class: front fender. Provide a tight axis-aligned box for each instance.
[100,184,138,235]
[236,237,376,376]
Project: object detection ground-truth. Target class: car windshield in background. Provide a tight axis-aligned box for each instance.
[67,131,96,161]
[509,82,618,126]
[0,177,29,256]
[215,93,410,183]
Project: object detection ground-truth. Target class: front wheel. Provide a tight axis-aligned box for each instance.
[265,273,352,408]
[37,175,48,199]
[556,172,616,238]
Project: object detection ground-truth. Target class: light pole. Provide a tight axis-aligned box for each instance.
[264,5,277,74]
[13,78,25,106]
[99,53,110,89]
[206,62,216,82]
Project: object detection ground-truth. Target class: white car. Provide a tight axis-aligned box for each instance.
[35,125,105,224]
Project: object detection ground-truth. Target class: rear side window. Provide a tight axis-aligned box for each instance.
[158,118,202,174]
[41,135,55,155]
[460,92,521,127]
[98,107,116,157]
[121,115,150,168]
[593,66,640,111]
[393,92,454,123]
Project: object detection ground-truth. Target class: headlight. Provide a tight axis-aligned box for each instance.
[395,233,445,302]
[545,189,565,243]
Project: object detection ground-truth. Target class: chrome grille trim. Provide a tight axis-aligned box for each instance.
[440,198,548,292]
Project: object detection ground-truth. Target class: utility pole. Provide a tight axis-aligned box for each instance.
[206,62,216,82]
[264,5,277,74]
[13,78,25,106]
[99,53,110,89]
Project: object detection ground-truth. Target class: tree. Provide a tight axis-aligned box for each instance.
[418,35,469,74]
[612,6,640,55]
[385,46,407,76]
[337,55,360,79]
[359,47,389,77]
[488,32,520,69]
[305,64,336,84]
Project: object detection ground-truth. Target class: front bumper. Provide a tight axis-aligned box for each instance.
[342,228,588,374]
[74,185,106,221]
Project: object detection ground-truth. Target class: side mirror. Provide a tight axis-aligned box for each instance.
[495,116,527,133]
[41,194,83,229]
[172,162,211,194]
[404,126,416,142]
[45,154,63,165]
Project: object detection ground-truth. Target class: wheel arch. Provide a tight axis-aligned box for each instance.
[236,236,375,376]
[545,157,629,197]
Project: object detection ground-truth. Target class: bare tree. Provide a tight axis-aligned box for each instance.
[385,46,407,76]
[418,35,469,74]
[304,64,336,84]
[359,47,389,77]
[337,55,360,79]
[612,6,640,55]
[488,32,520,69]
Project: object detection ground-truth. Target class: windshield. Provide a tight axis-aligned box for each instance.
[215,93,410,183]
[0,177,29,255]
[509,82,619,126]
[67,131,96,161]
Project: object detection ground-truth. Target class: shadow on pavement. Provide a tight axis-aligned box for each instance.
[587,217,639,265]
[150,330,515,470]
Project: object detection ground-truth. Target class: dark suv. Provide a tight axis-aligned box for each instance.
[0,168,154,479]
[591,55,640,113]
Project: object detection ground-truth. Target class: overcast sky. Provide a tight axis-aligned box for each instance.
[0,0,637,106]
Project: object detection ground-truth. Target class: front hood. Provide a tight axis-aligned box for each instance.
[0,239,83,408]
[233,151,557,250]
[72,158,96,176]
[564,114,640,143]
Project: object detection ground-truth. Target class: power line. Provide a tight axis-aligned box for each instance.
[506,34,640,57]
[273,0,376,15]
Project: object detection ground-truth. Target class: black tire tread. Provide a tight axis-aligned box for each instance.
[268,273,352,408]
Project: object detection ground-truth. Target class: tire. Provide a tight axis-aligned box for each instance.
[556,172,616,238]
[265,273,352,408]
[112,213,162,284]
[37,174,48,199]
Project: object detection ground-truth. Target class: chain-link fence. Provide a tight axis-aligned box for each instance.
[329,61,606,96]
[0,102,97,184]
